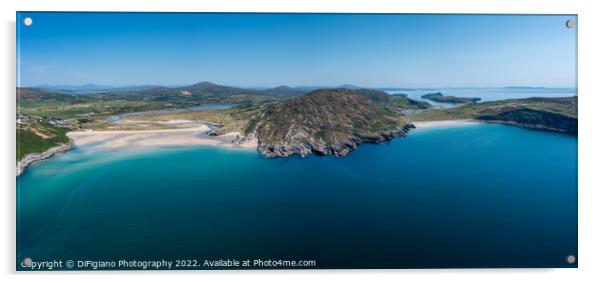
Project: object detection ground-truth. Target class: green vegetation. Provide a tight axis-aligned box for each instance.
[410,96,577,121]
[408,96,577,135]
[315,129,326,140]
[17,82,296,123]
[18,88,179,120]
[244,88,415,157]
[16,83,578,160]
[478,108,577,135]
[245,88,407,143]
[380,96,430,111]
[123,105,268,134]
[17,123,70,161]
[17,84,278,161]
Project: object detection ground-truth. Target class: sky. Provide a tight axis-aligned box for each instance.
[17,13,577,88]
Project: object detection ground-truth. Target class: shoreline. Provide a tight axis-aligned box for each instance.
[479,119,577,136]
[411,119,481,129]
[15,119,484,175]
[66,124,258,151]
[17,141,73,176]
[17,124,258,176]
[16,118,571,175]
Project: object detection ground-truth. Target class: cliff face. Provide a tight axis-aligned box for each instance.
[242,88,414,157]
[477,108,577,135]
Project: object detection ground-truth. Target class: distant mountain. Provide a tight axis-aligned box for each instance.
[32,81,274,97]
[292,84,363,91]
[33,84,158,94]
[36,83,113,90]
[289,86,320,92]
[379,87,415,92]
[338,84,363,89]
[178,81,260,96]
[262,85,307,97]
[32,82,384,97]
[17,87,87,103]
[143,82,308,99]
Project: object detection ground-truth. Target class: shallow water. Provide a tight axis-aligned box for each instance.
[17,123,577,269]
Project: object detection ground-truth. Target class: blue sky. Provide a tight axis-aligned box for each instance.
[17,13,577,88]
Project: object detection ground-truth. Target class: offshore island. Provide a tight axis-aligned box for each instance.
[16,82,578,175]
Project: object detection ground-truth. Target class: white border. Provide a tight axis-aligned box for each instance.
[2,1,601,282]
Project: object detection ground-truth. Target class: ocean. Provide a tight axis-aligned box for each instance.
[16,123,577,269]
[384,87,577,107]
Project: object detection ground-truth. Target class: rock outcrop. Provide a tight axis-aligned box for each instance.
[242,88,414,157]
[17,141,73,176]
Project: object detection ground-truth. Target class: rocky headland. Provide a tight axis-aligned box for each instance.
[477,108,577,135]
[240,88,415,157]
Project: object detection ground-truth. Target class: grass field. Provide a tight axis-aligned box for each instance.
[408,96,577,121]
[17,123,70,161]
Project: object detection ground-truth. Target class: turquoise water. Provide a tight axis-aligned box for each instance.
[17,123,577,269]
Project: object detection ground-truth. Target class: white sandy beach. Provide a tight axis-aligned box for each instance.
[65,119,478,152]
[67,124,257,150]
[412,119,480,129]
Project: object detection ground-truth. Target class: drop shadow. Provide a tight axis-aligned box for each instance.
[5,20,17,274]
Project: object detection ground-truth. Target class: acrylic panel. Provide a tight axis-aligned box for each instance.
[16,12,578,270]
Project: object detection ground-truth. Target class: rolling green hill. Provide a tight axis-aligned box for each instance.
[17,123,70,161]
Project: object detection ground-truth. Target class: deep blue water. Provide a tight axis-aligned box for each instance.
[16,123,577,269]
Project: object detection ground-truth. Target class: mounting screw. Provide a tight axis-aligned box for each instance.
[565,19,574,29]
[566,254,576,264]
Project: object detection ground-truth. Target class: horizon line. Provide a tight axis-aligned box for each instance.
[21,82,578,90]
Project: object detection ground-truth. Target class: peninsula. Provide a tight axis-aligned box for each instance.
[241,88,416,157]
[16,83,578,170]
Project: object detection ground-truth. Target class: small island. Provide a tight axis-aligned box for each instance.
[421,92,481,104]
